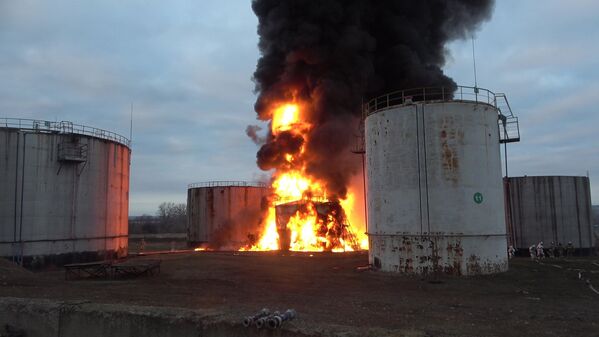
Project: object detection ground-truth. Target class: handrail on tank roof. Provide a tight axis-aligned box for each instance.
[362,85,520,143]
[188,181,270,189]
[363,85,513,117]
[0,118,130,148]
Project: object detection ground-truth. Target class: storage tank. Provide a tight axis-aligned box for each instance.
[187,181,270,249]
[506,176,595,253]
[365,87,518,275]
[0,118,130,267]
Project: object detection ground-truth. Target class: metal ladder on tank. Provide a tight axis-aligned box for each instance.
[495,93,520,144]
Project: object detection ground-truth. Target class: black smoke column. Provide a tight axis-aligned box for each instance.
[251,0,495,198]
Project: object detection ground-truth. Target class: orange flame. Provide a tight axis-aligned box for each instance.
[272,104,300,134]
[243,101,368,252]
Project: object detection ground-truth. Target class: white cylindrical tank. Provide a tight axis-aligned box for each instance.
[187,181,270,250]
[365,93,507,275]
[0,119,130,267]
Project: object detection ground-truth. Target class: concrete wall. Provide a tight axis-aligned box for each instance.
[0,129,130,266]
[187,186,270,249]
[0,297,311,337]
[507,176,594,250]
[365,101,507,275]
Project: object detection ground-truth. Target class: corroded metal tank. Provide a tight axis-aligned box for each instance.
[187,181,270,249]
[0,119,130,267]
[365,87,514,275]
[507,176,595,253]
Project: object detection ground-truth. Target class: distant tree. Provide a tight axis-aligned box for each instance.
[156,202,187,233]
[129,214,160,234]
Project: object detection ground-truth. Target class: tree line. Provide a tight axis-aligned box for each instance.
[129,202,186,234]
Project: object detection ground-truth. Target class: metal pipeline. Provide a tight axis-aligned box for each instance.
[242,308,270,328]
[255,311,276,329]
[266,309,297,329]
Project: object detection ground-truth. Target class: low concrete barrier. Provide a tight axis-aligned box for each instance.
[0,297,310,337]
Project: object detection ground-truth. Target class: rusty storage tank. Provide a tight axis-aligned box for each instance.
[364,86,520,275]
[506,176,594,253]
[0,118,130,267]
[187,181,270,249]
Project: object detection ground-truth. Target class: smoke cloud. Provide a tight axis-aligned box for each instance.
[246,125,266,145]
[251,0,495,198]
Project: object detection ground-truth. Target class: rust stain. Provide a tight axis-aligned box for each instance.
[439,118,461,184]
[466,254,482,274]
[379,235,506,276]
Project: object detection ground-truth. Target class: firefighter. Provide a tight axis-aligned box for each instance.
[536,241,545,259]
[529,244,536,261]
[557,242,565,258]
[547,241,555,258]
[566,241,574,257]
[508,245,516,259]
[139,238,146,253]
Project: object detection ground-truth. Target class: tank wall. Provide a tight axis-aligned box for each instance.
[366,102,507,275]
[0,129,130,264]
[508,176,594,250]
[187,186,269,248]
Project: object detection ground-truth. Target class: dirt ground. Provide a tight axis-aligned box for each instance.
[1,252,598,337]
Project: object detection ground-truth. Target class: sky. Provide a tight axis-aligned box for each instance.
[1,0,597,215]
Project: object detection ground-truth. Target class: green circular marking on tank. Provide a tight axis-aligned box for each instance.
[473,192,483,204]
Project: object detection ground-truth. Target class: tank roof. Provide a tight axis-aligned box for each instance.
[363,85,520,144]
[508,175,590,180]
[188,181,269,189]
[365,85,504,115]
[0,118,130,148]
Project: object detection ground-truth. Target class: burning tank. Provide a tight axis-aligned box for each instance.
[274,200,361,252]
[238,103,368,252]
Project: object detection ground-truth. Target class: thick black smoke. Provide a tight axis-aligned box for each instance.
[251,0,494,198]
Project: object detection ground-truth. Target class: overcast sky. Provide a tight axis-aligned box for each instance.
[1,0,597,215]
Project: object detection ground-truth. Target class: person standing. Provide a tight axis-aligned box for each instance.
[508,245,516,259]
[566,241,574,257]
[547,242,555,258]
[536,241,545,259]
[529,244,536,261]
[557,242,564,258]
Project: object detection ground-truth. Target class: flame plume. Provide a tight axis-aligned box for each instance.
[243,102,367,252]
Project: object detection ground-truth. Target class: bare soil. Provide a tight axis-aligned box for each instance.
[1,252,598,337]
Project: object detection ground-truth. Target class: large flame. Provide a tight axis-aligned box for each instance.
[243,101,368,252]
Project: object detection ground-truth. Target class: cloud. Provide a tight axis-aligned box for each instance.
[445,0,599,203]
[0,1,261,214]
[1,0,597,214]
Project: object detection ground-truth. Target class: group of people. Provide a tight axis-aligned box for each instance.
[507,241,575,260]
[527,241,575,260]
